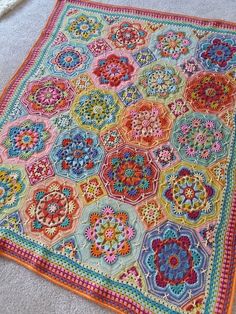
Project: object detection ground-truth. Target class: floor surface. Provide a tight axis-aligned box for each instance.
[0,0,235,313]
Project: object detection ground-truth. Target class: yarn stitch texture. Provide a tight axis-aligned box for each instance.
[0,1,236,313]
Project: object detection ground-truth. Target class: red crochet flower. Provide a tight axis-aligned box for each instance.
[93,54,134,87]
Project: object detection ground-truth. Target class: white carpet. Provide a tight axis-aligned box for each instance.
[0,0,25,18]
[0,0,236,313]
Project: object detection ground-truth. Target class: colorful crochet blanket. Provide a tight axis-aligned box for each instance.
[0,1,236,313]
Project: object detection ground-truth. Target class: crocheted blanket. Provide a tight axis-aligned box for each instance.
[0,1,236,313]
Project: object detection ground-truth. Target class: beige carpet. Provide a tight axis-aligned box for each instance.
[0,0,25,18]
[0,0,236,313]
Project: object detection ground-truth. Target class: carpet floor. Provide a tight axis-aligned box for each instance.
[0,0,235,313]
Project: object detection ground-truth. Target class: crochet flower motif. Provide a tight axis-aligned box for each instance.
[99,145,159,204]
[209,159,227,186]
[71,74,94,94]
[67,14,103,41]
[0,167,25,218]
[2,119,50,161]
[50,128,104,182]
[118,84,142,107]
[85,205,135,264]
[24,181,80,245]
[185,72,235,114]
[152,143,179,169]
[164,167,215,222]
[72,90,121,131]
[100,128,124,152]
[87,38,112,57]
[120,101,172,148]
[153,238,197,287]
[93,54,134,87]
[139,222,208,305]
[26,156,54,185]
[139,64,181,98]
[172,113,230,166]
[48,44,92,77]
[168,98,189,118]
[137,199,164,229]
[54,113,73,130]
[180,58,201,77]
[197,35,236,72]
[21,76,75,117]
[156,30,191,60]
[79,176,105,204]
[132,48,156,67]
[109,21,147,50]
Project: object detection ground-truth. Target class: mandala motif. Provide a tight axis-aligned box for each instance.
[168,98,189,118]
[99,145,159,205]
[1,117,53,162]
[152,143,179,169]
[50,128,104,182]
[109,21,147,50]
[71,74,94,94]
[93,54,135,88]
[21,76,75,117]
[159,163,221,228]
[54,236,81,260]
[139,64,182,99]
[118,84,142,106]
[76,196,145,275]
[67,14,103,41]
[208,159,227,186]
[185,72,235,114]
[171,113,230,166]
[197,35,236,72]
[120,101,172,148]
[137,198,164,229]
[180,58,201,77]
[139,222,208,305]
[87,38,112,56]
[72,89,121,131]
[0,167,25,220]
[118,265,146,289]
[132,48,156,67]
[156,30,191,60]
[26,156,54,185]
[84,204,135,264]
[78,176,106,204]
[22,180,80,246]
[48,43,92,77]
[100,128,124,152]
[0,211,23,233]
